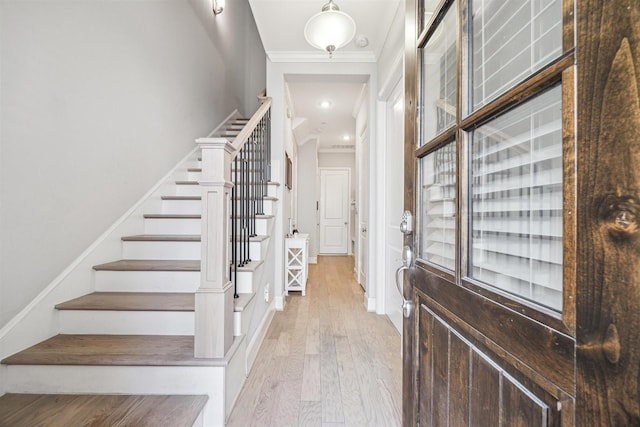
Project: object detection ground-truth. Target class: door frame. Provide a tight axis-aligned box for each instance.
[377,64,405,331]
[318,167,351,255]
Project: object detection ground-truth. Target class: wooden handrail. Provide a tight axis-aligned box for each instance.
[231,97,272,154]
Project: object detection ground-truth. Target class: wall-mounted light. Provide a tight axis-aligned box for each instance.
[304,0,356,58]
[213,0,225,15]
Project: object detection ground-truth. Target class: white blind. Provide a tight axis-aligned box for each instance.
[470,85,563,310]
[421,143,456,270]
[471,0,562,110]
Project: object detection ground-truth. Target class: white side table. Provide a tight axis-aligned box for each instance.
[285,233,309,296]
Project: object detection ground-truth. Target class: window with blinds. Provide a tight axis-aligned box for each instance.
[421,143,456,270]
[471,0,562,110]
[419,2,458,271]
[469,85,563,310]
[417,0,565,312]
[420,4,458,144]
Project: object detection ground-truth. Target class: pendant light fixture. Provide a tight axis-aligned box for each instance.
[213,0,224,15]
[304,0,356,58]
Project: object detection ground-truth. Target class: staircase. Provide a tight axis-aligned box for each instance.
[0,103,277,426]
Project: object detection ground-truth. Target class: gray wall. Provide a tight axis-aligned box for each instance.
[0,0,265,327]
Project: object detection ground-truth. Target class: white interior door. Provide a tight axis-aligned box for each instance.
[384,80,404,333]
[319,168,350,254]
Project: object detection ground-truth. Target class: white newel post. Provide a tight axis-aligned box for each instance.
[195,138,235,358]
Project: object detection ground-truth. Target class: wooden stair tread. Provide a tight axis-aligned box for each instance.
[55,292,194,312]
[175,180,199,185]
[122,234,200,242]
[233,234,269,242]
[161,195,200,201]
[0,393,208,427]
[231,214,274,219]
[1,335,225,366]
[93,260,200,272]
[234,293,255,312]
[143,214,201,219]
[236,260,263,272]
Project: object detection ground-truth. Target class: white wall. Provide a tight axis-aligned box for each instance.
[297,140,319,259]
[0,0,266,328]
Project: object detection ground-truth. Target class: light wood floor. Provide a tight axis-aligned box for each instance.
[227,255,402,427]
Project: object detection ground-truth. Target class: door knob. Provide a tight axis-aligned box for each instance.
[395,245,414,318]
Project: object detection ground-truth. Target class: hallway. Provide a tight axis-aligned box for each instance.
[227,256,402,426]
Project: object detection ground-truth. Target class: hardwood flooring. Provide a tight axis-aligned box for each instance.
[0,393,208,427]
[1,335,226,367]
[227,255,402,427]
[55,292,194,311]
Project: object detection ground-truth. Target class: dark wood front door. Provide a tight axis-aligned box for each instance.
[402,0,640,425]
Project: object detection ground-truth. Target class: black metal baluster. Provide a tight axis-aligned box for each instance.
[243,146,250,264]
[232,156,238,298]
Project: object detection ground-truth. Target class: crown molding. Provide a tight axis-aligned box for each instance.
[267,50,377,63]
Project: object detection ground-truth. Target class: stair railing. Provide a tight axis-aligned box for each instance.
[194,96,271,359]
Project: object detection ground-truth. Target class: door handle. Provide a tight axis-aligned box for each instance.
[395,245,415,318]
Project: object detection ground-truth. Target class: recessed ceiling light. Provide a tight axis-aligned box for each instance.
[343,134,351,141]
[319,100,332,109]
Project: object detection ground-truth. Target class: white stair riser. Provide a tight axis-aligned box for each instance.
[230,239,268,263]
[188,171,202,181]
[234,271,254,294]
[233,217,271,236]
[122,239,267,262]
[95,271,200,293]
[267,184,278,198]
[5,365,224,427]
[144,218,201,235]
[234,264,263,294]
[162,199,202,215]
[232,199,274,216]
[175,185,201,197]
[123,240,201,260]
[233,299,256,338]
[58,310,194,335]
[262,200,274,215]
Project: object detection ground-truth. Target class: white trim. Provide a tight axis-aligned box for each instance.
[353,84,368,118]
[267,50,377,63]
[377,51,403,100]
[364,293,376,312]
[245,299,276,374]
[317,148,356,154]
[308,256,318,264]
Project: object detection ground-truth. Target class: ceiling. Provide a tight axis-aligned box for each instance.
[286,75,368,152]
[249,0,402,151]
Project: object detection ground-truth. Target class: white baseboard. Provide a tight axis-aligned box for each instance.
[245,300,275,374]
[274,295,286,311]
[308,256,317,264]
[364,293,376,312]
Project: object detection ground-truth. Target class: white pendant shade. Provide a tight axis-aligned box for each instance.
[304,1,356,56]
